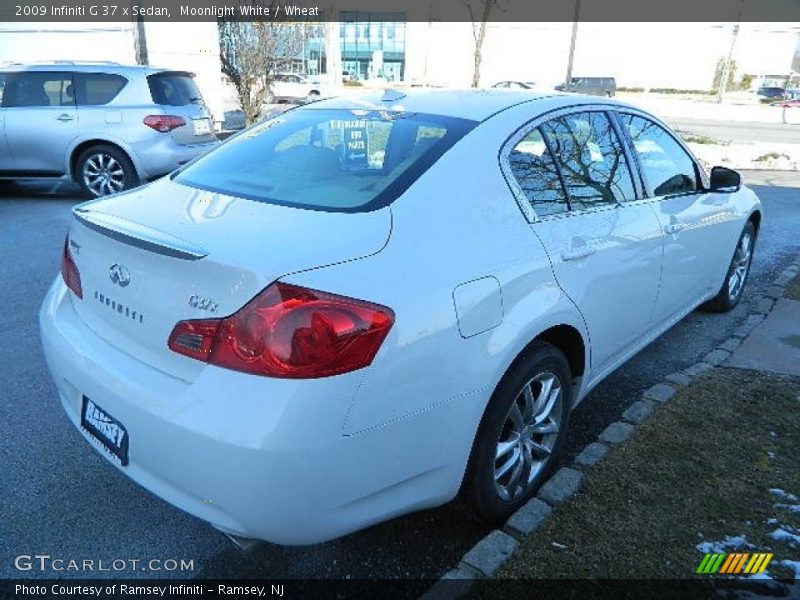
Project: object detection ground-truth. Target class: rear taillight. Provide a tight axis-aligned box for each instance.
[61,237,83,299]
[168,283,394,379]
[143,115,186,132]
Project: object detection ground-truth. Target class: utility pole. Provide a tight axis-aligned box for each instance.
[565,0,580,91]
[717,0,745,104]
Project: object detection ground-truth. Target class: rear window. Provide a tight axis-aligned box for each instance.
[174,109,476,212]
[148,73,202,106]
[74,72,127,106]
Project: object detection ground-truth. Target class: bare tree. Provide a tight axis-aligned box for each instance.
[219,12,308,125]
[462,0,500,88]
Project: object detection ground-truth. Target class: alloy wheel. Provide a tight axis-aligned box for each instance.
[494,372,563,501]
[728,231,753,301]
[82,153,126,197]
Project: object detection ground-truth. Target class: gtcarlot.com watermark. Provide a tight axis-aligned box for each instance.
[14,554,194,573]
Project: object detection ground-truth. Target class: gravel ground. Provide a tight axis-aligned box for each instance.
[0,171,797,581]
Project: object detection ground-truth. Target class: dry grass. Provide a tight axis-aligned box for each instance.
[483,368,800,586]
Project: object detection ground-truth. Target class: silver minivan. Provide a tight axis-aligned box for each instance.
[0,61,219,197]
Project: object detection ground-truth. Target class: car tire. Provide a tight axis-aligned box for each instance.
[702,221,756,313]
[464,342,572,524]
[76,145,139,198]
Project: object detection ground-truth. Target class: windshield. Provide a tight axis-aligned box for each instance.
[174,108,477,212]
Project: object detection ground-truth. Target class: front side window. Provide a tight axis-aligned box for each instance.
[74,73,127,106]
[619,114,698,196]
[1,72,74,107]
[507,128,568,216]
[175,109,475,212]
[540,111,636,210]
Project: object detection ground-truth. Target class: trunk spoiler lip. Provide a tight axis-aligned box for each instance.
[72,207,208,261]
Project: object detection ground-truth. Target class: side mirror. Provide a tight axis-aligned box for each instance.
[709,166,741,192]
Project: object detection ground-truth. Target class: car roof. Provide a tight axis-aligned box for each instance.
[303,88,637,122]
[305,89,562,121]
[0,61,191,76]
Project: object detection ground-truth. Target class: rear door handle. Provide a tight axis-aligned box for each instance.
[57,114,74,122]
[562,246,596,261]
[663,222,687,234]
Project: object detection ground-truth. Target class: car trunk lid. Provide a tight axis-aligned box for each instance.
[66,177,392,382]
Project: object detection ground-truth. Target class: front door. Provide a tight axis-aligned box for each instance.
[616,113,736,323]
[2,71,77,175]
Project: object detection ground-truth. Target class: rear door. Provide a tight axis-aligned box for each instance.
[503,108,664,375]
[2,70,77,175]
[615,112,736,324]
[146,71,216,143]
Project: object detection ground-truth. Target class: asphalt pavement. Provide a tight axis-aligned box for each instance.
[1,171,798,583]
[668,117,800,145]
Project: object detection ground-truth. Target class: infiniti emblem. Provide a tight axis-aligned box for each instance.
[109,264,131,287]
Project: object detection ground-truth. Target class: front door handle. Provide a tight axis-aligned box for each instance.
[56,114,74,122]
[562,246,596,261]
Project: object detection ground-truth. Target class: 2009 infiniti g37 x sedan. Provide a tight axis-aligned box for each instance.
[40,89,761,545]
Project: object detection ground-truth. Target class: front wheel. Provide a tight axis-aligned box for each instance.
[703,221,756,313]
[76,145,139,198]
[464,342,572,524]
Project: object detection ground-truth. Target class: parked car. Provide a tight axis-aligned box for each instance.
[493,81,537,90]
[270,73,323,104]
[756,86,786,102]
[555,77,617,97]
[41,89,760,546]
[0,61,219,198]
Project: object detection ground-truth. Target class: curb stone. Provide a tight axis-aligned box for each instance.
[538,467,584,505]
[598,421,635,444]
[505,498,552,537]
[703,349,731,366]
[460,530,518,577]
[622,399,656,424]
[685,362,713,376]
[643,383,676,403]
[423,265,800,596]
[665,372,692,387]
[574,442,609,468]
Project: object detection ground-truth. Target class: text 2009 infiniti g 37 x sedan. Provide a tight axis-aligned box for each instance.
[40,90,760,545]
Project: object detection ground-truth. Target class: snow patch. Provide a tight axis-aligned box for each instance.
[696,535,753,553]
[774,503,800,515]
[769,527,800,547]
[769,488,799,502]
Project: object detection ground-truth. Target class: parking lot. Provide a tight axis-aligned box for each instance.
[1,171,798,582]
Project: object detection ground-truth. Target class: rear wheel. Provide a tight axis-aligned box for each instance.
[464,342,572,524]
[76,145,139,198]
[703,221,756,312]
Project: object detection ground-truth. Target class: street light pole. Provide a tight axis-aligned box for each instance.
[565,0,580,91]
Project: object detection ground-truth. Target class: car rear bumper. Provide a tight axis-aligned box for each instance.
[39,279,463,544]
[130,137,220,180]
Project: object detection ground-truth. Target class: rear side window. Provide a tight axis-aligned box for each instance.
[148,73,202,106]
[540,111,636,209]
[507,128,568,216]
[0,74,6,105]
[175,109,476,212]
[619,114,698,196]
[1,71,74,107]
[74,73,127,106]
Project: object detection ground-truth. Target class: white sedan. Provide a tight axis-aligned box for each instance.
[40,90,761,545]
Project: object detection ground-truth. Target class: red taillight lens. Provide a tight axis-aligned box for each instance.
[143,115,186,132]
[61,237,83,299]
[168,283,394,379]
